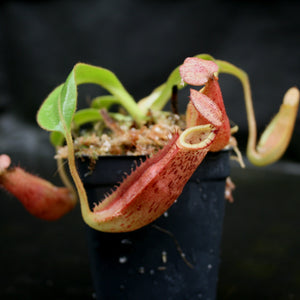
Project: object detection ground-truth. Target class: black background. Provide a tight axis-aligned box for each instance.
[0,0,299,299]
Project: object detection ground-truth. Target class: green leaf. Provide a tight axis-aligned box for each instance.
[73,108,102,127]
[59,70,77,132]
[37,85,64,133]
[73,63,146,123]
[50,131,65,147]
[91,95,120,109]
[73,109,134,128]
[37,63,146,138]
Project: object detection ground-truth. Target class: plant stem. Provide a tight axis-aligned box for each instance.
[56,156,77,201]
[64,129,94,224]
[216,60,257,158]
[217,60,299,166]
[56,87,95,226]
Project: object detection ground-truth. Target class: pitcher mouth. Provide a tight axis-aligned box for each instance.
[178,124,216,150]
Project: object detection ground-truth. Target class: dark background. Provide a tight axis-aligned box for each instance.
[0,0,299,299]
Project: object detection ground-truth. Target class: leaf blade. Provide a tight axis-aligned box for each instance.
[37,84,64,133]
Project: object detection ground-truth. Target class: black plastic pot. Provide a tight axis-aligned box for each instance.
[78,150,230,300]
